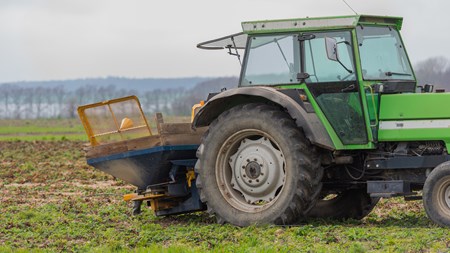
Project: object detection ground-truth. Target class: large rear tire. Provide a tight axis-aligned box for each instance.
[423,161,450,227]
[305,188,379,220]
[195,103,323,226]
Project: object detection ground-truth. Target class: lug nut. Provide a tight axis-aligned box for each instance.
[249,180,252,183]
[256,179,259,183]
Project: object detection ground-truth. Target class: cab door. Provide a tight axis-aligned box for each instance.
[302,31,368,145]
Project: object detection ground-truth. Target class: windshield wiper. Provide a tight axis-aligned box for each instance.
[385,71,412,77]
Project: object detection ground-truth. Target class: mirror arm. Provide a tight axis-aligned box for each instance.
[337,58,353,74]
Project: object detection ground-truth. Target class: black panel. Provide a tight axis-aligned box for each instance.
[366,155,450,170]
[381,81,416,93]
[367,180,411,194]
[278,89,315,113]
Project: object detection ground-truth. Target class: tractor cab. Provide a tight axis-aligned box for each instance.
[197,15,417,150]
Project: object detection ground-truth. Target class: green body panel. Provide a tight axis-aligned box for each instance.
[379,93,450,152]
[380,93,450,120]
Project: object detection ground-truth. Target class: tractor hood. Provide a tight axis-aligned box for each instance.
[378,93,450,151]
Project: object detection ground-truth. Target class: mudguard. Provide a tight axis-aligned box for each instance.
[192,86,334,150]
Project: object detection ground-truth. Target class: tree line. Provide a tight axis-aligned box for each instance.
[0,77,238,119]
[414,57,450,89]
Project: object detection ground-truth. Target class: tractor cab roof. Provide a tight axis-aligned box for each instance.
[197,14,403,50]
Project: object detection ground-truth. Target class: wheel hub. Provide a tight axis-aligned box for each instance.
[245,161,261,179]
[229,137,285,204]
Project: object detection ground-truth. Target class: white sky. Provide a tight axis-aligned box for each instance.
[0,0,448,83]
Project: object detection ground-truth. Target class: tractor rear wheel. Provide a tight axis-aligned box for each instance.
[195,103,323,226]
[423,161,450,227]
[305,188,379,220]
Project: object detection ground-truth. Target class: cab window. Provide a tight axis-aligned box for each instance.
[241,34,299,86]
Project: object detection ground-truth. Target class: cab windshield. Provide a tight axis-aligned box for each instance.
[356,26,414,81]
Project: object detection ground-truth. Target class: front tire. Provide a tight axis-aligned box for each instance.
[196,103,323,226]
[423,162,450,227]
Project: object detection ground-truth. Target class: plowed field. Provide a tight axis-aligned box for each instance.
[1,141,449,252]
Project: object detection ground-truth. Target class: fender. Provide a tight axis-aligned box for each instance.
[192,86,334,150]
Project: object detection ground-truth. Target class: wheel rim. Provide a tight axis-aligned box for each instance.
[215,129,286,213]
[437,176,450,215]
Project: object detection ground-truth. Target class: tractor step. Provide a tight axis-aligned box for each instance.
[367,180,416,198]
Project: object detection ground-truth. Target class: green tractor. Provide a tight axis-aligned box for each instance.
[79,15,450,227]
[193,15,450,226]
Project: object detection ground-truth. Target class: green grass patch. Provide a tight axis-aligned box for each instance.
[0,118,82,128]
[0,119,86,141]
[0,125,85,135]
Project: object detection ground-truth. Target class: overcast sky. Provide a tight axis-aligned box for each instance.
[0,0,448,83]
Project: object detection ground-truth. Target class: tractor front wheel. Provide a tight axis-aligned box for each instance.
[423,161,450,227]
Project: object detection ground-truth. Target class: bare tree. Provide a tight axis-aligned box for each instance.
[66,97,78,118]
[34,87,47,118]
[415,57,450,88]
[23,87,34,119]
[53,85,66,118]
[9,86,25,119]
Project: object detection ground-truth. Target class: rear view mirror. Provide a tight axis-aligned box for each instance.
[417,84,435,93]
[424,84,434,93]
[325,37,338,61]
